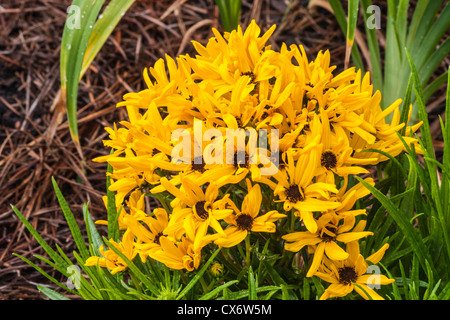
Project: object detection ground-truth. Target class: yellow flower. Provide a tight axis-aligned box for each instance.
[85,230,137,275]
[283,212,373,277]
[210,262,224,277]
[95,189,147,231]
[149,236,201,272]
[272,146,340,233]
[315,242,395,300]
[152,176,233,251]
[211,180,286,248]
[315,111,375,184]
[122,208,179,263]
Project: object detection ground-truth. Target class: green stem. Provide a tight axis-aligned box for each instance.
[245,233,251,267]
[129,273,143,298]
[199,276,208,293]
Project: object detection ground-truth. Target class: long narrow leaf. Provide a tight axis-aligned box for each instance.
[83,203,103,256]
[11,205,67,267]
[345,0,359,69]
[199,280,239,300]
[61,0,106,144]
[356,176,436,275]
[176,247,222,300]
[103,238,160,297]
[37,286,71,300]
[52,177,90,261]
[360,0,383,93]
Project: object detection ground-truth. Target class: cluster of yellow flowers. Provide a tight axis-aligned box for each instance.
[85,21,421,300]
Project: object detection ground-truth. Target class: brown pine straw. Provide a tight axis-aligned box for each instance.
[0,0,446,299]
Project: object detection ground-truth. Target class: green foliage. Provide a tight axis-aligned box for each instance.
[215,0,242,32]
[61,0,135,146]
[329,0,449,120]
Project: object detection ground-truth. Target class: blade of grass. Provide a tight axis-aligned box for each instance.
[13,253,77,296]
[176,247,222,300]
[356,176,437,275]
[327,0,365,72]
[423,70,448,104]
[37,286,71,300]
[61,0,106,147]
[383,0,402,109]
[82,203,103,257]
[215,0,241,32]
[248,266,258,300]
[345,0,359,69]
[413,2,450,72]
[11,205,67,267]
[360,0,383,93]
[52,177,90,261]
[106,162,120,241]
[103,238,160,297]
[80,0,135,76]
[199,280,239,300]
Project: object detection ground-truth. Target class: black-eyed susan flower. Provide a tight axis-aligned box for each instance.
[283,212,373,277]
[85,230,137,275]
[210,180,286,248]
[315,242,395,300]
[152,176,233,251]
[272,147,340,233]
[149,236,201,272]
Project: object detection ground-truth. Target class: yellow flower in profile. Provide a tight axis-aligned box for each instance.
[211,180,286,248]
[283,212,373,277]
[149,236,201,272]
[85,230,137,275]
[122,208,180,263]
[316,242,395,300]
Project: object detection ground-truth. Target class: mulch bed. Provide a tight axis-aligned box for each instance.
[0,0,447,299]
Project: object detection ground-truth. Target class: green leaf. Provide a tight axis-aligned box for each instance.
[327,0,365,72]
[360,0,383,93]
[199,280,239,300]
[61,0,106,144]
[13,253,76,296]
[356,176,437,275]
[176,247,222,300]
[37,286,71,300]
[215,0,241,32]
[345,0,359,68]
[261,261,298,299]
[103,238,160,297]
[83,203,104,257]
[11,205,67,267]
[248,266,258,300]
[61,0,135,145]
[106,162,120,241]
[52,177,90,261]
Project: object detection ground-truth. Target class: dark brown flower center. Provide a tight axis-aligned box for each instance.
[285,184,304,203]
[153,232,163,245]
[194,201,209,220]
[236,214,254,231]
[320,226,337,242]
[192,156,206,173]
[241,71,256,84]
[234,151,250,169]
[338,266,357,285]
[321,151,337,169]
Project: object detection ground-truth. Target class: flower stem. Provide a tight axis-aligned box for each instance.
[245,233,251,267]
